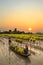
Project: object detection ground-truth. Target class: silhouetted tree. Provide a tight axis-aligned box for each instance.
[9,30,12,33]
[13,28,17,33]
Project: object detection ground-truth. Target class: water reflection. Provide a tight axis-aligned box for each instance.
[13,52,31,65]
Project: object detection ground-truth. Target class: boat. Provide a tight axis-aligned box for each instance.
[9,44,31,57]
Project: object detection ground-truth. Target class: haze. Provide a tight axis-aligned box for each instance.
[0,0,43,32]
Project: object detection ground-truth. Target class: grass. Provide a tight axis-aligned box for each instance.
[0,34,43,42]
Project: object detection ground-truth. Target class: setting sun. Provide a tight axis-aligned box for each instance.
[29,28,32,31]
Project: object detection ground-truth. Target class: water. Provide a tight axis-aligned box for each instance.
[0,38,43,65]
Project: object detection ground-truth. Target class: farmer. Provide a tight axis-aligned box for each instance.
[8,37,11,46]
[24,44,28,54]
[8,37,12,50]
[8,37,11,64]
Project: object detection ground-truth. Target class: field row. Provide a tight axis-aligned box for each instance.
[0,34,43,42]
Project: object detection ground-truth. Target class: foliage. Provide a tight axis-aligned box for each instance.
[10,43,24,54]
[0,34,43,41]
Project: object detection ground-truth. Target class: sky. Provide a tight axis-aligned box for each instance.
[0,0,43,32]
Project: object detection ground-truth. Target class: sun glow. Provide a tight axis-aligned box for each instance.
[29,28,32,31]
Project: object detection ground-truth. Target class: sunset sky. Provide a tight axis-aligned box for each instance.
[0,0,43,32]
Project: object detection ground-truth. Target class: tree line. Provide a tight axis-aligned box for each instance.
[0,28,43,34]
[0,28,33,34]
